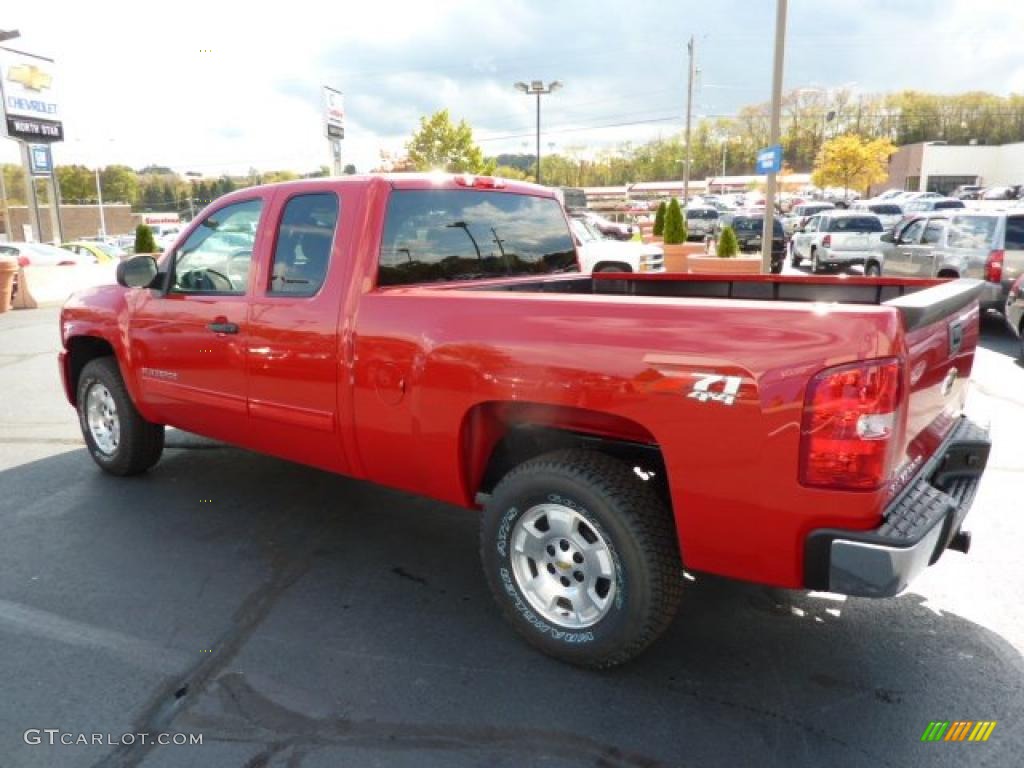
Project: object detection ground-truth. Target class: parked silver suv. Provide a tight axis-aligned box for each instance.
[877,211,1024,313]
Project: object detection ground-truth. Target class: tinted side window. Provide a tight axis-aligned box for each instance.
[1005,217,1024,250]
[378,190,576,286]
[172,200,262,294]
[947,216,998,249]
[268,193,339,296]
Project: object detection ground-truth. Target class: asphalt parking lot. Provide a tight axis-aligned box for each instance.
[1,305,1022,768]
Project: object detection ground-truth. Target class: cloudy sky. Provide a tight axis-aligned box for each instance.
[2,0,1023,177]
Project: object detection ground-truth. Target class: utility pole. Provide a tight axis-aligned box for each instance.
[94,166,106,238]
[682,35,695,205]
[761,0,788,274]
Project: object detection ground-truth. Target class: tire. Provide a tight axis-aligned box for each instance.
[480,449,684,668]
[77,357,164,476]
[865,262,882,277]
[811,249,821,274]
[790,243,801,268]
[595,264,629,274]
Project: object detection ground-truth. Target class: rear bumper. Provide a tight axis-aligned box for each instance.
[804,416,990,597]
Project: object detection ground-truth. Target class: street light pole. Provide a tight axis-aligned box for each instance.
[761,0,788,275]
[514,80,563,185]
[683,35,695,205]
[94,167,106,238]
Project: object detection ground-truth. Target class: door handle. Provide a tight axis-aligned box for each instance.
[208,321,239,334]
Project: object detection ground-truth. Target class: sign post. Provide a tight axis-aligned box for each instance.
[323,86,344,176]
[0,46,64,242]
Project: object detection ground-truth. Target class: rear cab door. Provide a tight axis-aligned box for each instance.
[885,217,926,276]
[913,217,947,277]
[243,184,356,474]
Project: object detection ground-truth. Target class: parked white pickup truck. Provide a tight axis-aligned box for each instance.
[790,211,885,274]
[569,218,665,273]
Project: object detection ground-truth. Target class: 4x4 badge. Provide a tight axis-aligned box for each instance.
[688,372,742,406]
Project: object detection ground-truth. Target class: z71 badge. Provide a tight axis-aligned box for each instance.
[688,372,743,406]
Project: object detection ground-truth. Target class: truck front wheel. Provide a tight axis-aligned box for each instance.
[77,357,164,476]
[480,449,683,668]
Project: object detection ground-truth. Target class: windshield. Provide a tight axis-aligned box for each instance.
[731,217,783,235]
[379,190,577,286]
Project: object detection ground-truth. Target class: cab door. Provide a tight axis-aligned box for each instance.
[912,218,947,277]
[244,189,353,474]
[793,215,818,261]
[885,218,925,276]
[129,198,265,443]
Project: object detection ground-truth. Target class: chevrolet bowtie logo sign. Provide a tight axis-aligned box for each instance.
[8,64,52,91]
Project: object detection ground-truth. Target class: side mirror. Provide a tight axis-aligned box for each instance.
[880,232,895,243]
[116,255,159,288]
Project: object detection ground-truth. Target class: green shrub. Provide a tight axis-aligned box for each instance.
[716,225,739,258]
[662,197,687,245]
[652,201,667,236]
[134,224,158,254]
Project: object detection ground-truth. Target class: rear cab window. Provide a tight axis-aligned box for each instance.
[686,208,718,220]
[378,190,576,286]
[268,193,340,296]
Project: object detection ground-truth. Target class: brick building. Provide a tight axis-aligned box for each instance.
[0,204,134,243]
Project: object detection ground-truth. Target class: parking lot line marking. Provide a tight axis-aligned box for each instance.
[0,598,192,675]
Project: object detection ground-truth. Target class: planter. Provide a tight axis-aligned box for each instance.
[661,242,705,273]
[0,258,16,313]
[687,254,763,275]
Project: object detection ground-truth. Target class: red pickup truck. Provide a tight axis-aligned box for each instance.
[59,174,991,667]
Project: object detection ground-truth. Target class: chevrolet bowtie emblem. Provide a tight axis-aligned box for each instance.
[8,64,52,91]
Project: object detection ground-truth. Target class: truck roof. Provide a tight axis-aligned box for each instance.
[210,172,557,200]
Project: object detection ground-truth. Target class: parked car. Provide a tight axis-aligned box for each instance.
[569,218,664,274]
[822,188,860,208]
[874,189,907,201]
[790,212,884,273]
[580,211,633,241]
[783,202,835,236]
[919,211,1024,313]
[980,186,1018,201]
[895,191,945,204]
[951,185,983,200]
[57,173,990,667]
[850,201,904,230]
[62,240,126,264]
[867,214,951,278]
[0,242,91,267]
[685,206,719,241]
[727,215,785,273]
[1005,273,1024,358]
[902,198,965,214]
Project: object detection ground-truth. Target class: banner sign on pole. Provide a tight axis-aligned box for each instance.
[756,144,783,175]
[323,86,344,140]
[0,47,63,142]
[29,143,52,175]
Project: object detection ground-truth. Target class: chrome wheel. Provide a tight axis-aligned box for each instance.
[85,382,120,455]
[509,503,617,629]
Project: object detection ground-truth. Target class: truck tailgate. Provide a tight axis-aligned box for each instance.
[886,279,983,494]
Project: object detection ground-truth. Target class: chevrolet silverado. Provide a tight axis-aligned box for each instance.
[59,174,991,667]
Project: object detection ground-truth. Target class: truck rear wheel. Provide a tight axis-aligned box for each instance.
[480,449,683,668]
[77,357,164,476]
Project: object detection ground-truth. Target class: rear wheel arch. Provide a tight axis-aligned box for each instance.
[461,401,671,511]
[593,261,633,274]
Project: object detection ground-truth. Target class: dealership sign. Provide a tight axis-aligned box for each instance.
[29,143,52,175]
[0,47,63,142]
[323,86,344,139]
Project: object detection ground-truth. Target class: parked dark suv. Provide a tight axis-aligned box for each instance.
[728,215,785,273]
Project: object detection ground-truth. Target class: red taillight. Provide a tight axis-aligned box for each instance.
[800,359,902,491]
[985,249,1004,283]
[822,234,832,247]
[17,255,30,267]
[454,174,506,190]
